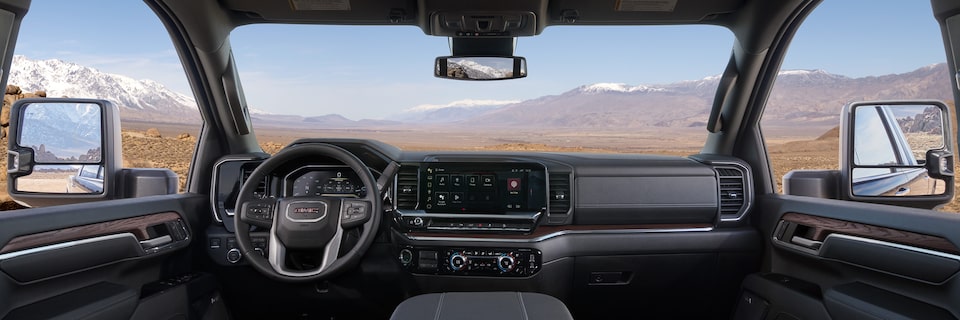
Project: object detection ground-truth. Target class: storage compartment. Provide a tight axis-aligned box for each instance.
[5,282,137,320]
[574,176,718,224]
[824,282,956,320]
[736,273,831,320]
[571,253,739,319]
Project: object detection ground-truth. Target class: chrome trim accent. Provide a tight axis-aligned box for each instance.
[284,200,328,223]
[823,233,960,262]
[210,157,262,223]
[0,233,139,261]
[395,210,542,221]
[402,227,714,243]
[712,161,753,222]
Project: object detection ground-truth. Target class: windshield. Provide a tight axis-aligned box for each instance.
[231,25,733,154]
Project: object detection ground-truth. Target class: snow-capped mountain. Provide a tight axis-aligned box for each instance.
[7,54,950,131]
[447,59,511,80]
[19,103,101,161]
[577,83,668,94]
[396,99,520,123]
[461,64,952,128]
[9,55,200,124]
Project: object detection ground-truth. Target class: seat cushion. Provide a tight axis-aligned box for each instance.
[390,292,573,320]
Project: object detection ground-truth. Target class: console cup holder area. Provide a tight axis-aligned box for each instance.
[390,292,573,320]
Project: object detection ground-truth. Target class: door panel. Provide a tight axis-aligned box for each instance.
[0,194,207,318]
[745,194,960,319]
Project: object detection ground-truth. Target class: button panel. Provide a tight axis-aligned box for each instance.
[206,232,269,266]
[399,216,535,233]
[399,246,542,277]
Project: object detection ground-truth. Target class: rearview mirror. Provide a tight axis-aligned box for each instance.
[434,56,527,80]
[840,100,954,208]
[7,98,122,206]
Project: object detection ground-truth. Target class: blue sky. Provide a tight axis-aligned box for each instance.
[12,1,948,120]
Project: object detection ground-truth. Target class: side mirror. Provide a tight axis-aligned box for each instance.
[840,100,954,208]
[6,98,122,207]
[434,56,527,80]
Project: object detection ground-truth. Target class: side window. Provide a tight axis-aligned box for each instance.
[0,2,199,208]
[80,165,98,179]
[761,1,956,209]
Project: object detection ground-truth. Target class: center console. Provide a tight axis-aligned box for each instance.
[399,246,543,277]
[394,162,547,233]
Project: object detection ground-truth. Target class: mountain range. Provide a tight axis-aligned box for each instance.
[10,55,200,124]
[7,55,954,130]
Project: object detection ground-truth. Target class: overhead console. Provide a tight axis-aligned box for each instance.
[395,161,548,233]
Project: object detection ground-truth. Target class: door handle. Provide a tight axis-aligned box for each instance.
[139,235,172,249]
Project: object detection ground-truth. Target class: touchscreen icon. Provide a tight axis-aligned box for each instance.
[436,192,448,206]
[481,175,495,188]
[436,175,448,187]
[507,178,521,191]
[452,175,464,188]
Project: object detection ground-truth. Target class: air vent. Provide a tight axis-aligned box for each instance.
[549,173,571,216]
[240,168,268,198]
[716,167,746,217]
[395,165,419,210]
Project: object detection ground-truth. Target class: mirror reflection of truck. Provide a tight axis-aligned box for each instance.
[783,100,954,209]
[66,164,104,193]
[851,105,944,196]
[6,98,178,207]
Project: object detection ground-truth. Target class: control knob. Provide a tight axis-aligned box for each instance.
[226,248,242,264]
[399,248,414,266]
[497,253,516,273]
[449,252,468,271]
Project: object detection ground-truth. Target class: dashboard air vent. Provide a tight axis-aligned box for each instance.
[240,168,268,198]
[395,165,419,210]
[549,173,571,216]
[716,167,746,217]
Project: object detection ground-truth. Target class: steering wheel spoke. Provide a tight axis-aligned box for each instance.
[239,198,277,229]
[267,221,343,277]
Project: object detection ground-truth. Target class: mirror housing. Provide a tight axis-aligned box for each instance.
[6,98,123,207]
[840,100,954,209]
[435,56,527,80]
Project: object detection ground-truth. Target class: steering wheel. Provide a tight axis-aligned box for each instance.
[234,143,382,282]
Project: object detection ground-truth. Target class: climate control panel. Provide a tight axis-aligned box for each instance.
[399,246,541,277]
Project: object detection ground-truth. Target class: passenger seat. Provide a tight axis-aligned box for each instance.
[390,291,573,320]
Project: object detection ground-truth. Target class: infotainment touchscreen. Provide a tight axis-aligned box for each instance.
[419,162,547,213]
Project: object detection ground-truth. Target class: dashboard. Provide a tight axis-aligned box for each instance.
[209,139,753,232]
[204,138,759,318]
[206,138,755,282]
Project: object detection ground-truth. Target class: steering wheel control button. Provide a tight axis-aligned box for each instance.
[241,200,275,227]
[226,248,242,264]
[341,200,371,228]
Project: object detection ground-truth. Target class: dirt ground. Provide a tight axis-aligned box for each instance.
[2,123,959,213]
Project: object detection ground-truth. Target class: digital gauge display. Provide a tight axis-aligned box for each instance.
[287,167,364,197]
